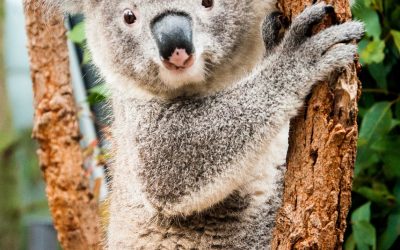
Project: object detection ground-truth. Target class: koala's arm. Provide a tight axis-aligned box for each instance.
[136,3,364,216]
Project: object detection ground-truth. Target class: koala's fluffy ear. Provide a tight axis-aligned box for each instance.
[43,0,84,14]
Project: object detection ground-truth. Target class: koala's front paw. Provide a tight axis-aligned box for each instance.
[310,20,364,77]
[279,2,364,80]
[263,12,288,53]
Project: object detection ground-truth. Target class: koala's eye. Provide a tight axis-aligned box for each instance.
[202,0,213,9]
[124,9,137,25]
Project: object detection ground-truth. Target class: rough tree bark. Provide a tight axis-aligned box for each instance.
[272,0,360,249]
[24,1,102,249]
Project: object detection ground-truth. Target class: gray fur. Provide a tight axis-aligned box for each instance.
[43,0,83,14]
[44,1,364,249]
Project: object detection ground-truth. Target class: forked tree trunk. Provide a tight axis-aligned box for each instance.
[272,0,359,249]
[23,1,102,249]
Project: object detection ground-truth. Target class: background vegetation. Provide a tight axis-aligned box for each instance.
[1,0,50,248]
[345,0,400,249]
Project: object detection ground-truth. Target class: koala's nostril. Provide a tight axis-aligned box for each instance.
[151,13,194,66]
[162,50,195,71]
[166,48,191,67]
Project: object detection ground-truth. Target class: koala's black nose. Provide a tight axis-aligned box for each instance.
[151,13,195,67]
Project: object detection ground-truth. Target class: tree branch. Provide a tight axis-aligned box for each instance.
[24,1,102,249]
[272,0,360,248]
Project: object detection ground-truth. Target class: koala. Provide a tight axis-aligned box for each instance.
[45,0,364,249]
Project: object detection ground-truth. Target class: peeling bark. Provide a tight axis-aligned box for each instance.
[24,1,102,249]
[272,0,359,249]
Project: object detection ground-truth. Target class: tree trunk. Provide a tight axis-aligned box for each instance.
[272,0,359,249]
[23,1,102,249]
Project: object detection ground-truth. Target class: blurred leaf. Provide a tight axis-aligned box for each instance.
[396,102,400,119]
[89,84,108,95]
[359,102,392,143]
[355,186,395,205]
[82,49,92,65]
[372,181,390,193]
[359,107,368,118]
[345,234,356,250]
[353,221,376,250]
[390,119,400,130]
[378,212,400,250]
[371,136,400,152]
[87,84,109,105]
[371,136,400,178]
[0,132,17,153]
[352,202,372,222]
[382,154,400,178]
[362,92,377,109]
[350,0,400,248]
[391,7,400,29]
[359,38,369,52]
[367,63,388,90]
[363,0,373,7]
[68,22,86,44]
[352,0,382,40]
[355,147,380,176]
[394,181,400,200]
[391,30,400,52]
[349,204,376,249]
[371,0,383,12]
[360,40,386,64]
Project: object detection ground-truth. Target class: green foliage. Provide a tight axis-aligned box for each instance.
[69,21,109,103]
[87,83,108,105]
[346,0,400,249]
[350,203,377,250]
[0,132,17,153]
[68,22,85,44]
[68,21,92,65]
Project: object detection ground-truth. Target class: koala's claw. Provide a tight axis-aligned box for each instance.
[284,2,331,49]
[307,21,365,55]
[273,1,364,81]
[317,43,358,77]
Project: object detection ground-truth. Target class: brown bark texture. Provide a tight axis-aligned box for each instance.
[24,1,102,249]
[272,0,360,249]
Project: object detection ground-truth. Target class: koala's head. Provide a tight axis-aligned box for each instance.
[47,0,275,96]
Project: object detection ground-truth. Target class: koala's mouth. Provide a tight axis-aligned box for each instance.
[161,49,196,72]
[157,53,206,88]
